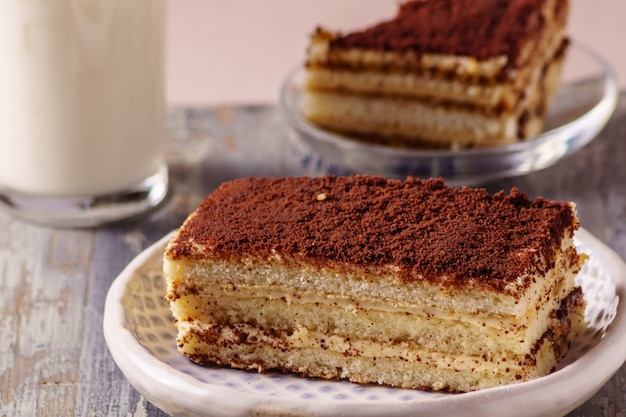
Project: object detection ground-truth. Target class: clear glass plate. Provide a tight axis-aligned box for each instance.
[104,228,626,417]
[280,43,619,186]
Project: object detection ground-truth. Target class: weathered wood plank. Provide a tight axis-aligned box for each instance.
[0,219,93,416]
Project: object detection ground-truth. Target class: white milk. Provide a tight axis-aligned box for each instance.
[0,0,165,196]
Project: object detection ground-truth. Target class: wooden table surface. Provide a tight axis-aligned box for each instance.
[2,95,626,417]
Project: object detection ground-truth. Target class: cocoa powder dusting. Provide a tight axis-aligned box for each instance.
[330,0,552,63]
[168,176,576,291]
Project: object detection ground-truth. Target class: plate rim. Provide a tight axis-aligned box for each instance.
[103,228,626,417]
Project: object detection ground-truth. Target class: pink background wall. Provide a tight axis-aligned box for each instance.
[165,0,625,106]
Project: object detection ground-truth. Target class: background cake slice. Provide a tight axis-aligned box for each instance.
[163,176,586,392]
[303,0,569,148]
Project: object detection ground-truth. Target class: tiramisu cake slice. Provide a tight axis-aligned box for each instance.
[303,0,569,148]
[163,176,586,392]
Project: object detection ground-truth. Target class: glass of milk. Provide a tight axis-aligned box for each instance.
[0,0,168,227]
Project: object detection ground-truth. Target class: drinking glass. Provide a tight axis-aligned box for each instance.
[0,0,168,227]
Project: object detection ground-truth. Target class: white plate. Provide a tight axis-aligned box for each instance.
[104,228,626,417]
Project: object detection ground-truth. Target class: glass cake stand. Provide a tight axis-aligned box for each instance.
[280,42,619,186]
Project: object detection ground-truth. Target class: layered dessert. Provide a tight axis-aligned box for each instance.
[163,175,586,392]
[303,0,570,148]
